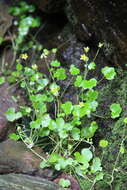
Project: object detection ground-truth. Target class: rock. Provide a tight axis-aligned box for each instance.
[69,0,127,66]
[0,83,18,141]
[0,139,54,179]
[0,1,13,38]
[0,173,68,190]
[29,0,66,13]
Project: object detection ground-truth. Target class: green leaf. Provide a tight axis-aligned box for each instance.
[81,148,93,161]
[95,172,104,181]
[20,106,31,115]
[88,62,96,70]
[110,103,122,118]
[41,114,51,127]
[123,117,127,124]
[50,83,60,96]
[39,128,50,137]
[101,66,116,80]
[16,64,23,71]
[81,121,98,139]
[74,75,82,87]
[59,130,68,139]
[9,133,20,140]
[61,101,73,115]
[99,140,108,148]
[0,77,5,85]
[40,160,49,168]
[53,68,66,80]
[56,157,68,170]
[56,118,65,129]
[120,146,125,154]
[70,64,80,75]
[91,157,102,173]
[59,178,71,188]
[5,107,22,122]
[49,120,57,130]
[81,78,97,89]
[83,90,98,101]
[50,60,60,67]
[71,127,80,140]
[48,153,60,163]
[30,120,41,129]
[74,152,89,168]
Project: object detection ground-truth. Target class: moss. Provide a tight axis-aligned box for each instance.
[94,68,127,189]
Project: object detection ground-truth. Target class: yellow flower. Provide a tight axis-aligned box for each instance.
[98,42,104,48]
[32,64,38,70]
[80,54,89,62]
[84,47,90,53]
[20,53,28,60]
[79,102,84,107]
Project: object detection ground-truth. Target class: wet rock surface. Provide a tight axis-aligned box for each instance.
[0,173,67,190]
[29,0,66,13]
[0,1,13,38]
[70,0,127,66]
[0,83,18,141]
[0,139,55,179]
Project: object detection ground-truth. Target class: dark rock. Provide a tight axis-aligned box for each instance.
[0,83,18,141]
[58,38,84,68]
[29,0,66,13]
[0,173,68,190]
[69,0,127,67]
[0,139,55,179]
[0,1,13,38]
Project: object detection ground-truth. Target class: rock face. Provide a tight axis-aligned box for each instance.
[0,139,54,179]
[29,0,66,13]
[0,83,17,141]
[0,174,67,190]
[70,0,127,66]
[0,139,41,174]
[0,1,13,38]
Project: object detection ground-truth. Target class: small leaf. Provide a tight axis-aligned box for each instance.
[71,127,80,140]
[50,60,60,67]
[41,114,51,127]
[40,161,49,168]
[120,146,125,154]
[81,90,98,102]
[50,83,60,96]
[30,120,41,129]
[16,64,23,71]
[81,78,97,89]
[95,172,104,181]
[5,107,22,122]
[0,77,5,85]
[99,140,108,148]
[91,157,102,173]
[88,62,96,70]
[101,66,116,80]
[110,103,122,119]
[61,101,73,115]
[74,75,82,87]
[53,68,66,80]
[123,117,127,124]
[81,148,93,161]
[81,121,98,139]
[9,133,20,140]
[59,178,71,188]
[70,64,80,75]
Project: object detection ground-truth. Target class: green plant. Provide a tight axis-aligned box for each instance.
[8,1,41,67]
[5,45,119,188]
[59,178,71,188]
